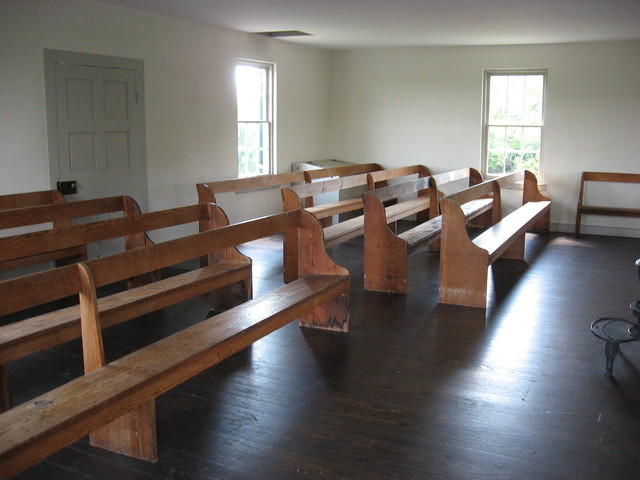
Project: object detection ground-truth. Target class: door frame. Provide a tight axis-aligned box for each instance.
[44,49,148,209]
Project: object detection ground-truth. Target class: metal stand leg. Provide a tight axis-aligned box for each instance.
[604,341,620,378]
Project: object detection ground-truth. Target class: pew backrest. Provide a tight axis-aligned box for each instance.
[196,163,383,204]
[366,165,431,189]
[0,203,219,269]
[0,189,65,213]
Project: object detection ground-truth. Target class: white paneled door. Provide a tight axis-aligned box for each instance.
[45,50,148,256]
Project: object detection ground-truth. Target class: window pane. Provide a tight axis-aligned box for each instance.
[505,126,523,174]
[487,126,506,175]
[506,75,525,124]
[238,122,270,178]
[488,76,507,124]
[524,75,544,125]
[236,65,267,121]
[522,127,541,175]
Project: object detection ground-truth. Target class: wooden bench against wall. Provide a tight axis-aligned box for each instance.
[0,195,144,274]
[0,207,349,477]
[439,170,551,308]
[281,165,431,282]
[362,168,490,294]
[575,171,640,237]
[0,202,252,412]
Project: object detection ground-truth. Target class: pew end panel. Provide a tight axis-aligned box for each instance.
[203,204,253,313]
[77,262,158,462]
[363,191,410,294]
[523,170,550,232]
[439,199,491,308]
[296,211,350,332]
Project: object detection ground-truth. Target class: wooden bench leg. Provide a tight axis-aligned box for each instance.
[299,291,350,332]
[501,233,525,260]
[530,209,550,233]
[0,364,10,413]
[284,228,299,283]
[428,237,441,252]
[208,276,252,314]
[90,400,158,462]
[364,237,408,294]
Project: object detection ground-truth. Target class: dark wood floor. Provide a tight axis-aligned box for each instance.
[10,228,640,479]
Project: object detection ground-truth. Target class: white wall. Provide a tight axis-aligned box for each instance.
[329,41,640,236]
[0,0,331,239]
[1,0,639,239]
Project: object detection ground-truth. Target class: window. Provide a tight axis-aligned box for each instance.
[235,60,275,178]
[482,70,546,178]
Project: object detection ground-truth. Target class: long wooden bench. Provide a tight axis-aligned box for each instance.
[439,170,551,308]
[575,171,640,237]
[281,165,431,281]
[0,202,252,413]
[0,189,66,212]
[0,207,348,477]
[0,195,144,274]
[362,168,491,293]
[196,162,383,206]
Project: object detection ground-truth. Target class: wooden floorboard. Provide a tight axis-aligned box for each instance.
[8,226,640,479]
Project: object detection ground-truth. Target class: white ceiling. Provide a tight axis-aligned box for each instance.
[103,0,640,49]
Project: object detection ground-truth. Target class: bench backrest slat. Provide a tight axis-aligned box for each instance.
[304,163,383,181]
[291,172,370,198]
[0,196,129,230]
[196,163,383,203]
[582,171,640,184]
[0,190,65,212]
[0,204,210,263]
[366,165,430,187]
[431,168,482,186]
[0,265,80,316]
[367,176,433,203]
[198,172,305,197]
[446,170,523,206]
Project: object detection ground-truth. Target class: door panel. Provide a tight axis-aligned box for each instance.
[46,51,147,258]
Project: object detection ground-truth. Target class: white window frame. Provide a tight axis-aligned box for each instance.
[236,59,276,177]
[481,69,547,181]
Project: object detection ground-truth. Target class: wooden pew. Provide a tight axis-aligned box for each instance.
[196,162,383,205]
[0,195,143,274]
[0,189,65,212]
[0,203,252,413]
[281,165,431,282]
[0,203,226,284]
[0,208,348,477]
[362,168,490,293]
[439,170,551,308]
[575,171,640,236]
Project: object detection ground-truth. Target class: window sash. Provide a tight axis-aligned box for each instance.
[482,70,546,179]
[236,60,275,177]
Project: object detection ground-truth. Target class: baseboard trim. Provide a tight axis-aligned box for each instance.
[551,222,640,239]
